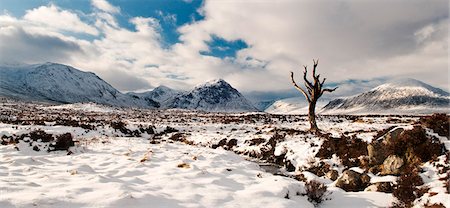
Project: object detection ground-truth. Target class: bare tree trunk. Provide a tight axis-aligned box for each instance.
[290,59,337,133]
[308,100,318,132]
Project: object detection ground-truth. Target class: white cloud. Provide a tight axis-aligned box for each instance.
[91,0,120,14]
[0,0,447,93]
[23,4,98,35]
[177,0,448,91]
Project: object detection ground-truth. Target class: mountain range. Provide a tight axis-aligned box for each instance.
[0,63,257,112]
[1,62,448,114]
[320,78,449,114]
[266,78,449,115]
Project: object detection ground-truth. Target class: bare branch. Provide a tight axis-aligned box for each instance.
[322,87,338,93]
[303,67,314,89]
[321,78,327,85]
[290,71,311,102]
[312,59,319,77]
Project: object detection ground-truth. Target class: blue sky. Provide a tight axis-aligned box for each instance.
[0,0,447,95]
[1,0,195,41]
[0,0,245,57]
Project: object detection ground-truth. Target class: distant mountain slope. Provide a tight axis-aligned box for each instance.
[0,62,258,112]
[166,79,258,112]
[0,63,158,108]
[128,85,182,107]
[265,97,329,114]
[321,78,449,114]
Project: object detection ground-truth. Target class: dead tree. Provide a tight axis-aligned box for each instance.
[290,59,337,132]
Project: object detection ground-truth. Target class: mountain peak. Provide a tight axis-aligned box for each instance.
[374,78,449,97]
[194,79,229,89]
[0,63,159,108]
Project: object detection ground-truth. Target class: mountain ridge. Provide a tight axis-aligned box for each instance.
[0,62,258,112]
[265,78,449,115]
[321,78,449,114]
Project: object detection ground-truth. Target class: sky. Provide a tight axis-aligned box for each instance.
[0,0,448,96]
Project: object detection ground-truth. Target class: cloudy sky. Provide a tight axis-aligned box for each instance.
[0,0,448,95]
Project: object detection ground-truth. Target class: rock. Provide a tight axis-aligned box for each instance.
[326,169,339,181]
[383,128,404,146]
[375,182,394,193]
[367,142,386,165]
[361,174,371,185]
[381,155,404,175]
[364,182,394,193]
[335,170,370,192]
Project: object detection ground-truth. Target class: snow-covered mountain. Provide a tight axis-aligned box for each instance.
[0,63,159,108]
[0,63,257,112]
[321,78,449,114]
[166,79,258,112]
[128,85,182,107]
[265,97,329,114]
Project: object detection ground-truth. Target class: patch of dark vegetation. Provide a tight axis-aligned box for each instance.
[110,121,143,137]
[111,121,132,135]
[419,113,449,138]
[245,138,266,146]
[226,139,238,149]
[317,134,368,167]
[212,138,228,149]
[29,129,53,142]
[391,169,425,208]
[138,125,155,135]
[303,180,327,206]
[305,161,331,177]
[55,119,95,130]
[168,133,193,145]
[272,128,307,136]
[161,126,179,134]
[49,133,74,151]
[423,202,446,208]
[0,129,75,152]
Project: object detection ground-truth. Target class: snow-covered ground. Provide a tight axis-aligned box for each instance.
[0,137,313,207]
[0,102,448,207]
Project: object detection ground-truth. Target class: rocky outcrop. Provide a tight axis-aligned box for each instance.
[335,170,370,192]
[381,155,404,175]
[326,170,339,181]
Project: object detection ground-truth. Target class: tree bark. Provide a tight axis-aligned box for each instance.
[308,100,318,132]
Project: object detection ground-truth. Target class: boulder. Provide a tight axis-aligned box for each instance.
[335,170,370,192]
[383,128,404,146]
[363,182,393,193]
[326,170,339,181]
[367,142,386,165]
[381,155,404,175]
[375,182,394,193]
